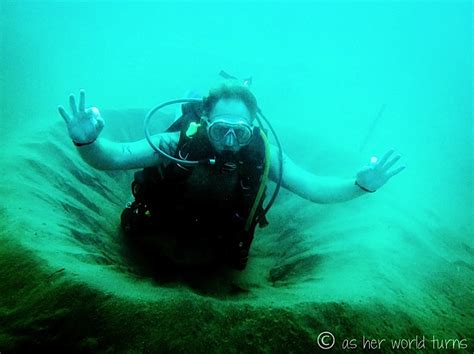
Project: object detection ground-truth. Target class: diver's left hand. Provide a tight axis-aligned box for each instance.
[356,149,405,192]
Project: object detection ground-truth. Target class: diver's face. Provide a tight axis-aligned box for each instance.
[206,99,253,154]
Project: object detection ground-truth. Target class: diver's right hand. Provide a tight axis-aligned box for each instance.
[58,89,105,145]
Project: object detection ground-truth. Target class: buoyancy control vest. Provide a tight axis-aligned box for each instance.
[129,101,269,269]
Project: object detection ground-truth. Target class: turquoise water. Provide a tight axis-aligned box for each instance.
[2,0,471,224]
[1,1,472,218]
[0,1,472,352]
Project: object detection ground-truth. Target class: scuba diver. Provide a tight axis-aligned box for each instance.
[58,79,405,270]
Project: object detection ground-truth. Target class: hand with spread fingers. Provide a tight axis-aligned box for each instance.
[355,149,406,192]
[58,89,105,146]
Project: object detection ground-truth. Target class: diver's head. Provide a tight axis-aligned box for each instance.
[202,82,258,154]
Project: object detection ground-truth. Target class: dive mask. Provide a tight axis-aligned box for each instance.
[205,114,253,146]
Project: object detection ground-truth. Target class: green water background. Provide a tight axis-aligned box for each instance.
[2,0,471,230]
[0,1,472,351]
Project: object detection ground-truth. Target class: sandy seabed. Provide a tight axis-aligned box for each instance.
[0,109,472,353]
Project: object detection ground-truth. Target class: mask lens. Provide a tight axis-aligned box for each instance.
[208,120,252,145]
[211,125,230,141]
[234,127,252,143]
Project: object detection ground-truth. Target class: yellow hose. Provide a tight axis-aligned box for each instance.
[245,129,270,232]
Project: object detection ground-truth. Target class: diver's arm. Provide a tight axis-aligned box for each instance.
[268,146,405,204]
[75,132,179,170]
[58,89,179,171]
[269,145,365,203]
